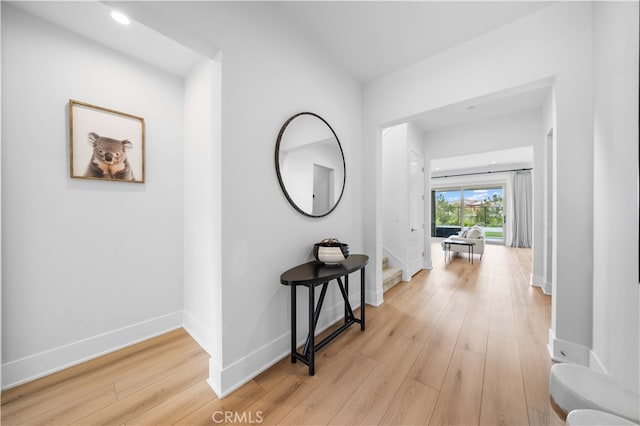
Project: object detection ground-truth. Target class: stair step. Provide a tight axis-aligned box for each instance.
[382,256,389,270]
[383,267,402,292]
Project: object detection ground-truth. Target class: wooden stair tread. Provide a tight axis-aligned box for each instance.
[382,267,402,281]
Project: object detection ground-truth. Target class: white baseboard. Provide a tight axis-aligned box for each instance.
[366,287,384,307]
[183,309,214,356]
[1,311,182,390]
[207,357,224,397]
[531,273,543,287]
[424,258,433,270]
[214,331,289,398]
[531,274,552,295]
[208,295,364,398]
[547,328,590,366]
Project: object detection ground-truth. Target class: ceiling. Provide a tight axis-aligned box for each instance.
[414,84,550,133]
[11,1,553,83]
[274,1,553,82]
[420,85,547,174]
[431,147,533,174]
[10,1,202,77]
[11,1,548,173]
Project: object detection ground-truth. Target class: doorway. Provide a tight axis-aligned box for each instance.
[312,163,335,216]
[409,151,425,275]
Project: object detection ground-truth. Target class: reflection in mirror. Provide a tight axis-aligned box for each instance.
[275,112,345,217]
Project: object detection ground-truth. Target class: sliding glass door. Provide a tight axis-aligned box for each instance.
[432,189,462,237]
[432,186,505,243]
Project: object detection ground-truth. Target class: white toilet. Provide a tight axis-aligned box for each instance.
[567,409,639,426]
[550,363,640,423]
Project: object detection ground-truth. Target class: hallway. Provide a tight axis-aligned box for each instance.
[247,243,552,425]
[1,244,553,425]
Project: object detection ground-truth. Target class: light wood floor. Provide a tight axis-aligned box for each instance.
[1,243,554,425]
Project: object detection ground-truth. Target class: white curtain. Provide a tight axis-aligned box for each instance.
[510,171,532,248]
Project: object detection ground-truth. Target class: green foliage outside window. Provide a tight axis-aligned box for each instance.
[434,189,504,239]
[463,193,504,228]
[435,193,460,226]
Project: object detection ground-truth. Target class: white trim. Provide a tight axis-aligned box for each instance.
[423,258,433,270]
[183,310,214,356]
[1,311,182,390]
[531,274,552,295]
[531,273,544,288]
[366,287,384,307]
[547,328,590,366]
[207,356,223,397]
[210,295,365,398]
[382,246,409,280]
[214,332,289,398]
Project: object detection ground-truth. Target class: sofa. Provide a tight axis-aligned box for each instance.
[441,225,485,260]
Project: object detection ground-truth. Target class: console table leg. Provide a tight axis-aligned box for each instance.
[361,267,365,331]
[290,285,296,363]
[344,275,349,324]
[308,283,315,375]
[303,282,328,357]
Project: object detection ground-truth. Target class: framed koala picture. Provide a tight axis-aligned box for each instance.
[69,100,145,183]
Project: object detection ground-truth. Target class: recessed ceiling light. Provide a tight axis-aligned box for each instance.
[111,10,130,26]
[467,105,476,110]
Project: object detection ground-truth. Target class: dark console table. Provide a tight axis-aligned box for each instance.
[280,254,369,375]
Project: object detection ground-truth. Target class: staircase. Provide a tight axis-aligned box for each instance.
[382,256,403,292]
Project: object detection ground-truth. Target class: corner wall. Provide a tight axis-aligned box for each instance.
[145,1,364,396]
[183,57,222,363]
[591,1,639,393]
[1,5,185,388]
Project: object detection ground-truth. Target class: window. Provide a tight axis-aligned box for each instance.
[432,186,504,242]
[431,189,462,237]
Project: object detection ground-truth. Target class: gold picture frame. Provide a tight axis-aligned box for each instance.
[69,99,145,183]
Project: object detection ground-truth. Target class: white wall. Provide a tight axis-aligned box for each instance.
[425,108,541,160]
[591,1,639,393]
[145,2,363,396]
[364,2,594,363]
[0,1,3,390]
[382,124,409,272]
[1,5,185,388]
[183,57,222,360]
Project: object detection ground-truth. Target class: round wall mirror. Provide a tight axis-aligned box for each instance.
[275,112,346,218]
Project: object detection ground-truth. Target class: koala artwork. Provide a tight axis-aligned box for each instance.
[84,132,135,180]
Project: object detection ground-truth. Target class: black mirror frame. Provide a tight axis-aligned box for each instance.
[275,112,346,218]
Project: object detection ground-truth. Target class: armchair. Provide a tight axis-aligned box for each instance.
[442,225,485,260]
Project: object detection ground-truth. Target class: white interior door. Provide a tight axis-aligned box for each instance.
[409,151,425,276]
